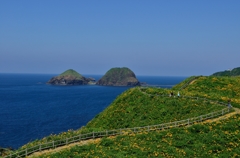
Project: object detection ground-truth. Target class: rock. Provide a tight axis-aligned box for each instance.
[96,67,140,86]
[47,69,89,85]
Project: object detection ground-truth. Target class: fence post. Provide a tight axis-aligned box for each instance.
[188,119,190,125]
[66,138,68,145]
[39,144,41,151]
[222,109,224,115]
[25,148,27,157]
[148,125,150,132]
[134,127,136,133]
[93,132,95,139]
[106,130,108,136]
[120,129,122,135]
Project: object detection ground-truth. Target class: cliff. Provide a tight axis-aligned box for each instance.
[47,69,90,85]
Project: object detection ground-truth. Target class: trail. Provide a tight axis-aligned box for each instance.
[28,107,240,157]
[202,107,240,123]
[6,85,240,158]
[28,138,101,158]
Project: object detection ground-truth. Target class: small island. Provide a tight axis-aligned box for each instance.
[96,67,140,86]
[47,69,95,85]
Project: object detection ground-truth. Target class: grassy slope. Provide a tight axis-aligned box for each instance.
[99,67,137,83]
[212,67,240,76]
[10,76,240,157]
[174,76,240,108]
[59,69,83,79]
[85,87,225,130]
[36,114,240,158]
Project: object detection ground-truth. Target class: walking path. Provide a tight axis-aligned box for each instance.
[28,108,240,158]
[28,138,101,158]
[5,83,240,158]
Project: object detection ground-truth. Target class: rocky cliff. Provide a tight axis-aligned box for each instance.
[47,69,91,85]
[96,67,140,86]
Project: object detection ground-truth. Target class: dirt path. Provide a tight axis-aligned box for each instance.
[27,138,101,158]
[202,107,240,123]
[28,108,240,157]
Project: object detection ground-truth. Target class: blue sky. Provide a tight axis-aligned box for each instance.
[0,0,239,76]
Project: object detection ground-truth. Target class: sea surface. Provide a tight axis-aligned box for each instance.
[0,74,187,149]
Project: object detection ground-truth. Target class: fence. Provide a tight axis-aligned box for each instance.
[4,106,231,158]
[179,76,200,90]
[3,87,231,158]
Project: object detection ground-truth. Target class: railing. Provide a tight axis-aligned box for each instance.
[179,76,200,90]
[4,107,231,158]
[3,87,232,158]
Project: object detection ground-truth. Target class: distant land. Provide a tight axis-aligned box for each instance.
[47,67,141,86]
[212,67,240,76]
[96,67,140,86]
[47,69,95,85]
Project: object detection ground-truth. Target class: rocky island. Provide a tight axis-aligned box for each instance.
[96,67,140,86]
[47,69,95,85]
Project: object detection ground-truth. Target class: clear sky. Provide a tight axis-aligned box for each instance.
[0,0,239,76]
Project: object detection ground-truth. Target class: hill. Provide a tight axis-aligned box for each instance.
[173,76,240,108]
[35,114,240,158]
[96,67,140,86]
[212,67,240,76]
[4,76,240,157]
[47,69,91,85]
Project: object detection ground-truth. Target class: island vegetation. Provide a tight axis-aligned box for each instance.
[47,69,95,85]
[96,67,140,86]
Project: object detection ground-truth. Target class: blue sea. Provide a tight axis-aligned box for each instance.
[0,74,187,149]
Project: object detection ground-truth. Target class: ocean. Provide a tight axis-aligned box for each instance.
[0,74,187,149]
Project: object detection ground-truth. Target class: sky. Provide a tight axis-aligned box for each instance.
[0,0,240,76]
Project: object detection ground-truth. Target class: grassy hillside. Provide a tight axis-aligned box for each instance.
[59,69,83,79]
[212,67,240,76]
[35,114,240,158]
[174,76,240,108]
[4,76,240,157]
[96,67,140,86]
[86,87,225,130]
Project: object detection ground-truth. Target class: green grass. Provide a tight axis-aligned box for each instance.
[176,76,240,108]
[35,114,240,158]
[7,75,240,157]
[59,69,83,79]
[212,67,240,76]
[99,67,137,83]
[86,87,225,131]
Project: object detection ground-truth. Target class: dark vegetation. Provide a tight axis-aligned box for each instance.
[212,67,240,76]
[96,67,140,86]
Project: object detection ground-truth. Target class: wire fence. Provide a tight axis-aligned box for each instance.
[179,76,200,90]
[3,85,232,158]
[3,106,231,158]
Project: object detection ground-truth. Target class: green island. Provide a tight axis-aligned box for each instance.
[2,76,240,158]
[96,67,140,86]
[47,69,95,85]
